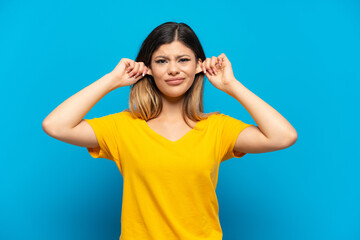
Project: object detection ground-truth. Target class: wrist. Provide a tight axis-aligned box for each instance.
[223,78,241,94]
[101,73,121,92]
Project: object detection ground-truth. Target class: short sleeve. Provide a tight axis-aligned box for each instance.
[217,114,254,163]
[83,113,120,162]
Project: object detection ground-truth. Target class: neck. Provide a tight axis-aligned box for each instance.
[159,94,186,122]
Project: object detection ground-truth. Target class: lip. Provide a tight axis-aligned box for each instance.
[166,77,185,82]
[165,78,185,85]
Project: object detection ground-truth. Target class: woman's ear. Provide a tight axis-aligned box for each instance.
[195,59,203,74]
[147,68,153,76]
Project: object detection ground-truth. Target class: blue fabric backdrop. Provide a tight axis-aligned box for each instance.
[1,0,359,239]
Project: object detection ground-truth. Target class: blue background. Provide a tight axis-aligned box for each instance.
[1,0,359,239]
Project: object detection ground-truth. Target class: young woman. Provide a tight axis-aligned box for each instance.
[42,22,297,240]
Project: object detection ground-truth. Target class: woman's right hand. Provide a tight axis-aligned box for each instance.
[109,58,150,89]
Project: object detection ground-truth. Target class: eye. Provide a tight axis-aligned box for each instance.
[155,58,191,64]
[155,59,166,64]
[179,58,190,62]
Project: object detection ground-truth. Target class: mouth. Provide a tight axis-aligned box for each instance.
[165,78,185,85]
[166,77,185,82]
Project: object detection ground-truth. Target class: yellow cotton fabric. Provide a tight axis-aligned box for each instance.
[84,111,254,240]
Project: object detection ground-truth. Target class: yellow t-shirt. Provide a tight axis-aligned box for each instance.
[84,111,254,240]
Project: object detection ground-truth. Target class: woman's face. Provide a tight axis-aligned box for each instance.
[147,41,202,99]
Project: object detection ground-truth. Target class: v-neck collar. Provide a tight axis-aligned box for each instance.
[141,118,203,144]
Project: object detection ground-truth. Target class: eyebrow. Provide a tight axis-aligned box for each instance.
[154,54,191,60]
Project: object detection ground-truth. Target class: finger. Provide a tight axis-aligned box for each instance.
[126,61,135,73]
[130,63,141,77]
[135,63,143,77]
[215,57,221,67]
[135,65,147,78]
[210,56,217,75]
[135,63,145,78]
[125,61,131,69]
[202,65,207,74]
[139,63,148,77]
[142,67,148,77]
[204,59,210,75]
[127,61,135,73]
[215,57,220,68]
[205,59,213,76]
[219,53,228,66]
[216,55,222,67]
[200,62,206,74]
[138,64,146,77]
[219,53,227,59]
[120,59,131,71]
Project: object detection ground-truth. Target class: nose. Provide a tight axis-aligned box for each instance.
[167,61,180,75]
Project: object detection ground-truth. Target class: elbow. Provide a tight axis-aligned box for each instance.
[42,120,57,137]
[282,131,298,148]
[271,131,297,149]
[42,120,51,135]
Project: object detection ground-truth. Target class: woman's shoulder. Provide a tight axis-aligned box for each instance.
[116,109,132,117]
[96,110,135,123]
[115,109,150,124]
[112,109,138,121]
[200,111,223,121]
[202,112,246,125]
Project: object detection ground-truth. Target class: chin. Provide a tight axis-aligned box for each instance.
[161,90,187,99]
[157,79,194,97]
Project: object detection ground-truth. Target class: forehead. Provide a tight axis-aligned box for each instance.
[152,41,195,57]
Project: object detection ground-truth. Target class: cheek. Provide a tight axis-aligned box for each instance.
[186,63,198,73]
[152,67,166,77]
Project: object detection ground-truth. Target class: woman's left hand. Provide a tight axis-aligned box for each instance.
[201,53,238,92]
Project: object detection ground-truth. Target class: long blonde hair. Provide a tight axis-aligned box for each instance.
[124,22,219,129]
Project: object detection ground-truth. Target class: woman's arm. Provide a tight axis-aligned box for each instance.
[42,73,117,136]
[202,53,297,153]
[42,58,149,147]
[224,80,297,146]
